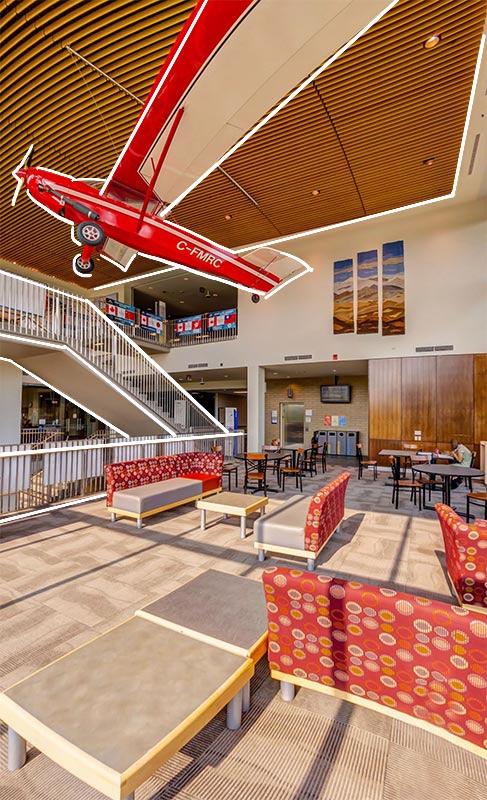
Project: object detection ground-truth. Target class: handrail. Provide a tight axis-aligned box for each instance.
[0,269,227,436]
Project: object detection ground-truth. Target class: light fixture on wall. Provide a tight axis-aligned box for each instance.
[287,386,293,398]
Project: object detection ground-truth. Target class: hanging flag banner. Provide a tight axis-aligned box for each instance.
[139,311,164,333]
[207,308,237,331]
[176,315,202,335]
[105,299,136,326]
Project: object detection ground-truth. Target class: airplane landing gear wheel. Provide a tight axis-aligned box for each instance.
[251,294,260,304]
[76,221,105,246]
[73,254,95,277]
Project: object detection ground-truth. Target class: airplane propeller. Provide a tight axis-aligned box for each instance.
[11,144,34,207]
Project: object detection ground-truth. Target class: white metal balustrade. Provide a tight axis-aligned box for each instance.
[0,270,227,437]
[0,433,243,519]
[166,311,238,347]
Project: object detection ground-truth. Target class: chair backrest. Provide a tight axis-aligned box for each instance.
[389,455,401,481]
[356,443,364,463]
[245,452,267,477]
[271,438,280,447]
[411,454,429,465]
[402,442,419,451]
[211,444,223,454]
[470,450,477,467]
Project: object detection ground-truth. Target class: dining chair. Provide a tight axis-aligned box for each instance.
[301,444,318,477]
[411,454,445,505]
[389,456,422,510]
[466,491,487,522]
[356,443,377,480]
[464,450,477,492]
[211,444,238,490]
[280,448,304,492]
[244,453,268,495]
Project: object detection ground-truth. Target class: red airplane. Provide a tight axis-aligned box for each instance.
[11,0,392,297]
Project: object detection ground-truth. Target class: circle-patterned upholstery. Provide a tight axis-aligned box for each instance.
[263,566,487,753]
[104,451,223,505]
[304,472,351,552]
[436,503,487,611]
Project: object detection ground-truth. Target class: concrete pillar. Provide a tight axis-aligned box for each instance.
[0,361,22,445]
[247,366,265,451]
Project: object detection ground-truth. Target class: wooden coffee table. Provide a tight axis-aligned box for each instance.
[196,490,268,538]
[0,617,253,800]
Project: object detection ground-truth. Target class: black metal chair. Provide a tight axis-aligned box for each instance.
[280,448,304,492]
[212,444,238,490]
[389,456,422,510]
[301,444,318,477]
[411,454,445,506]
[356,443,377,480]
[244,453,268,495]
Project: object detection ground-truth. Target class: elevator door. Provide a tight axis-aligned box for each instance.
[280,402,304,446]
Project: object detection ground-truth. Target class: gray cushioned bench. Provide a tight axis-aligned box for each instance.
[112,477,204,528]
[254,473,350,570]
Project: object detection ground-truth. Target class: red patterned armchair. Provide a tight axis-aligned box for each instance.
[254,472,351,570]
[263,566,487,756]
[104,451,223,527]
[435,503,487,613]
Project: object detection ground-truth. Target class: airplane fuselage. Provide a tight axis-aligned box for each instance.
[21,166,278,292]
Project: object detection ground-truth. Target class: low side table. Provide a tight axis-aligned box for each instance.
[196,490,268,538]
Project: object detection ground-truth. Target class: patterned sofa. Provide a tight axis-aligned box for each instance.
[105,451,223,528]
[262,566,487,757]
[254,472,351,570]
[435,503,487,613]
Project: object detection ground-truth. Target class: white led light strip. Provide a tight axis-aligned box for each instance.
[159,0,400,220]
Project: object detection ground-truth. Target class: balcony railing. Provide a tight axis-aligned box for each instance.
[166,310,238,347]
[0,432,243,519]
[0,270,226,436]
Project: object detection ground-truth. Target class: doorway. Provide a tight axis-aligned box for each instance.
[280,402,304,446]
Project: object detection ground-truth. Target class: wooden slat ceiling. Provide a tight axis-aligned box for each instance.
[1,0,485,288]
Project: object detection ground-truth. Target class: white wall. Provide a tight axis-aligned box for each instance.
[0,361,22,445]
[158,196,487,373]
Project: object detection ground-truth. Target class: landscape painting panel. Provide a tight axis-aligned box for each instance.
[357,249,378,334]
[382,240,405,335]
[333,258,354,334]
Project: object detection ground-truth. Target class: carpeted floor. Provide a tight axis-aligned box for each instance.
[0,458,485,798]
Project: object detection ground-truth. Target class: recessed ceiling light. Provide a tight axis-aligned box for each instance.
[422,157,435,166]
[183,277,189,281]
[224,214,232,220]
[273,372,278,375]
[311,189,320,196]
[224,374,229,378]
[179,300,185,304]
[423,33,441,50]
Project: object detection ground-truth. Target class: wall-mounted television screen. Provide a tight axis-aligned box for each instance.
[320,384,352,403]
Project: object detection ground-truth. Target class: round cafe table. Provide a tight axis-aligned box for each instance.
[412,464,484,507]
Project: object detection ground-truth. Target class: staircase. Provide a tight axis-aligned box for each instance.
[0,269,227,438]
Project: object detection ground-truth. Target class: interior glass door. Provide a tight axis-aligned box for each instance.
[280,402,304,446]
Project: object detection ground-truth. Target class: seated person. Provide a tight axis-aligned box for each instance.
[450,439,472,489]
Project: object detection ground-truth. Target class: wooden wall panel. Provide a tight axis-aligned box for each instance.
[369,359,402,441]
[401,357,436,442]
[436,355,473,443]
[474,354,487,447]
[369,439,401,465]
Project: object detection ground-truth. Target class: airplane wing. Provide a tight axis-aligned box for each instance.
[101,0,394,212]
